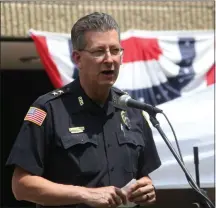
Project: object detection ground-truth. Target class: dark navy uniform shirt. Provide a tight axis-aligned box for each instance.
[6,78,161,208]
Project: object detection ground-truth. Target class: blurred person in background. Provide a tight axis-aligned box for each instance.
[6,12,161,208]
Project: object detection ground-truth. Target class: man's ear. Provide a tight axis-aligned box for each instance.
[72,51,82,69]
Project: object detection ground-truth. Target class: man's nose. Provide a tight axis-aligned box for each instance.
[103,50,113,62]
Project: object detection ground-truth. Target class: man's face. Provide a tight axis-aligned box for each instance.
[73,30,122,88]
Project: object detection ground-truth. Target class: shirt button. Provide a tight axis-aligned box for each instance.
[107,144,111,148]
[110,167,114,172]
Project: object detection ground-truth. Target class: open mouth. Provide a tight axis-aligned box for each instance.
[101,70,114,75]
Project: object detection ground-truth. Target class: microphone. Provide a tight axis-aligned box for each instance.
[118,94,163,114]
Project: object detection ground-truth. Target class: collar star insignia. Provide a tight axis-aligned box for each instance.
[51,90,64,96]
[78,96,84,106]
[57,90,64,94]
[51,91,58,96]
[112,94,117,104]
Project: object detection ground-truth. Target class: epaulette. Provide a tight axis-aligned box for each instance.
[112,86,129,96]
[35,86,69,106]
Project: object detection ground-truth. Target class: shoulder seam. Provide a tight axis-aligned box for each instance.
[36,88,69,105]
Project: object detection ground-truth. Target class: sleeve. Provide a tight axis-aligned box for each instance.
[137,112,161,178]
[6,98,53,176]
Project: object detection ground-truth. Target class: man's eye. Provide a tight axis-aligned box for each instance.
[111,48,120,54]
[92,50,104,55]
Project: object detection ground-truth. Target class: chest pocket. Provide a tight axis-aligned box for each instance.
[61,133,101,175]
[117,130,144,174]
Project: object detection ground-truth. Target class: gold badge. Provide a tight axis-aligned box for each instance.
[142,110,147,119]
[142,110,150,126]
[78,96,84,106]
[69,126,85,134]
[121,111,131,129]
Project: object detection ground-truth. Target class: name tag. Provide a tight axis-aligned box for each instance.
[69,126,85,134]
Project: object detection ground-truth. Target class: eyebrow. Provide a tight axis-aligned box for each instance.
[90,45,121,50]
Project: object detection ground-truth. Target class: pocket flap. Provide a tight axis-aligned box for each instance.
[61,133,98,149]
[117,131,144,147]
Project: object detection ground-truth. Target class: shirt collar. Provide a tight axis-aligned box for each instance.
[66,78,126,115]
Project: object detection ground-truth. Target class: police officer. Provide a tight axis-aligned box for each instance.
[6,12,161,208]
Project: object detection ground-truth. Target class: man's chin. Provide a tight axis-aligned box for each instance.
[99,80,116,88]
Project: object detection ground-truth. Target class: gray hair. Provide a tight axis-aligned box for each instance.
[71,12,120,50]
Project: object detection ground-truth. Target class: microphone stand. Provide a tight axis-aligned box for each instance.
[147,110,214,208]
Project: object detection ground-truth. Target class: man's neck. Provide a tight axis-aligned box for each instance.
[80,79,111,104]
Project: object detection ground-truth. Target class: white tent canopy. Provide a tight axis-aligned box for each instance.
[149,84,214,189]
